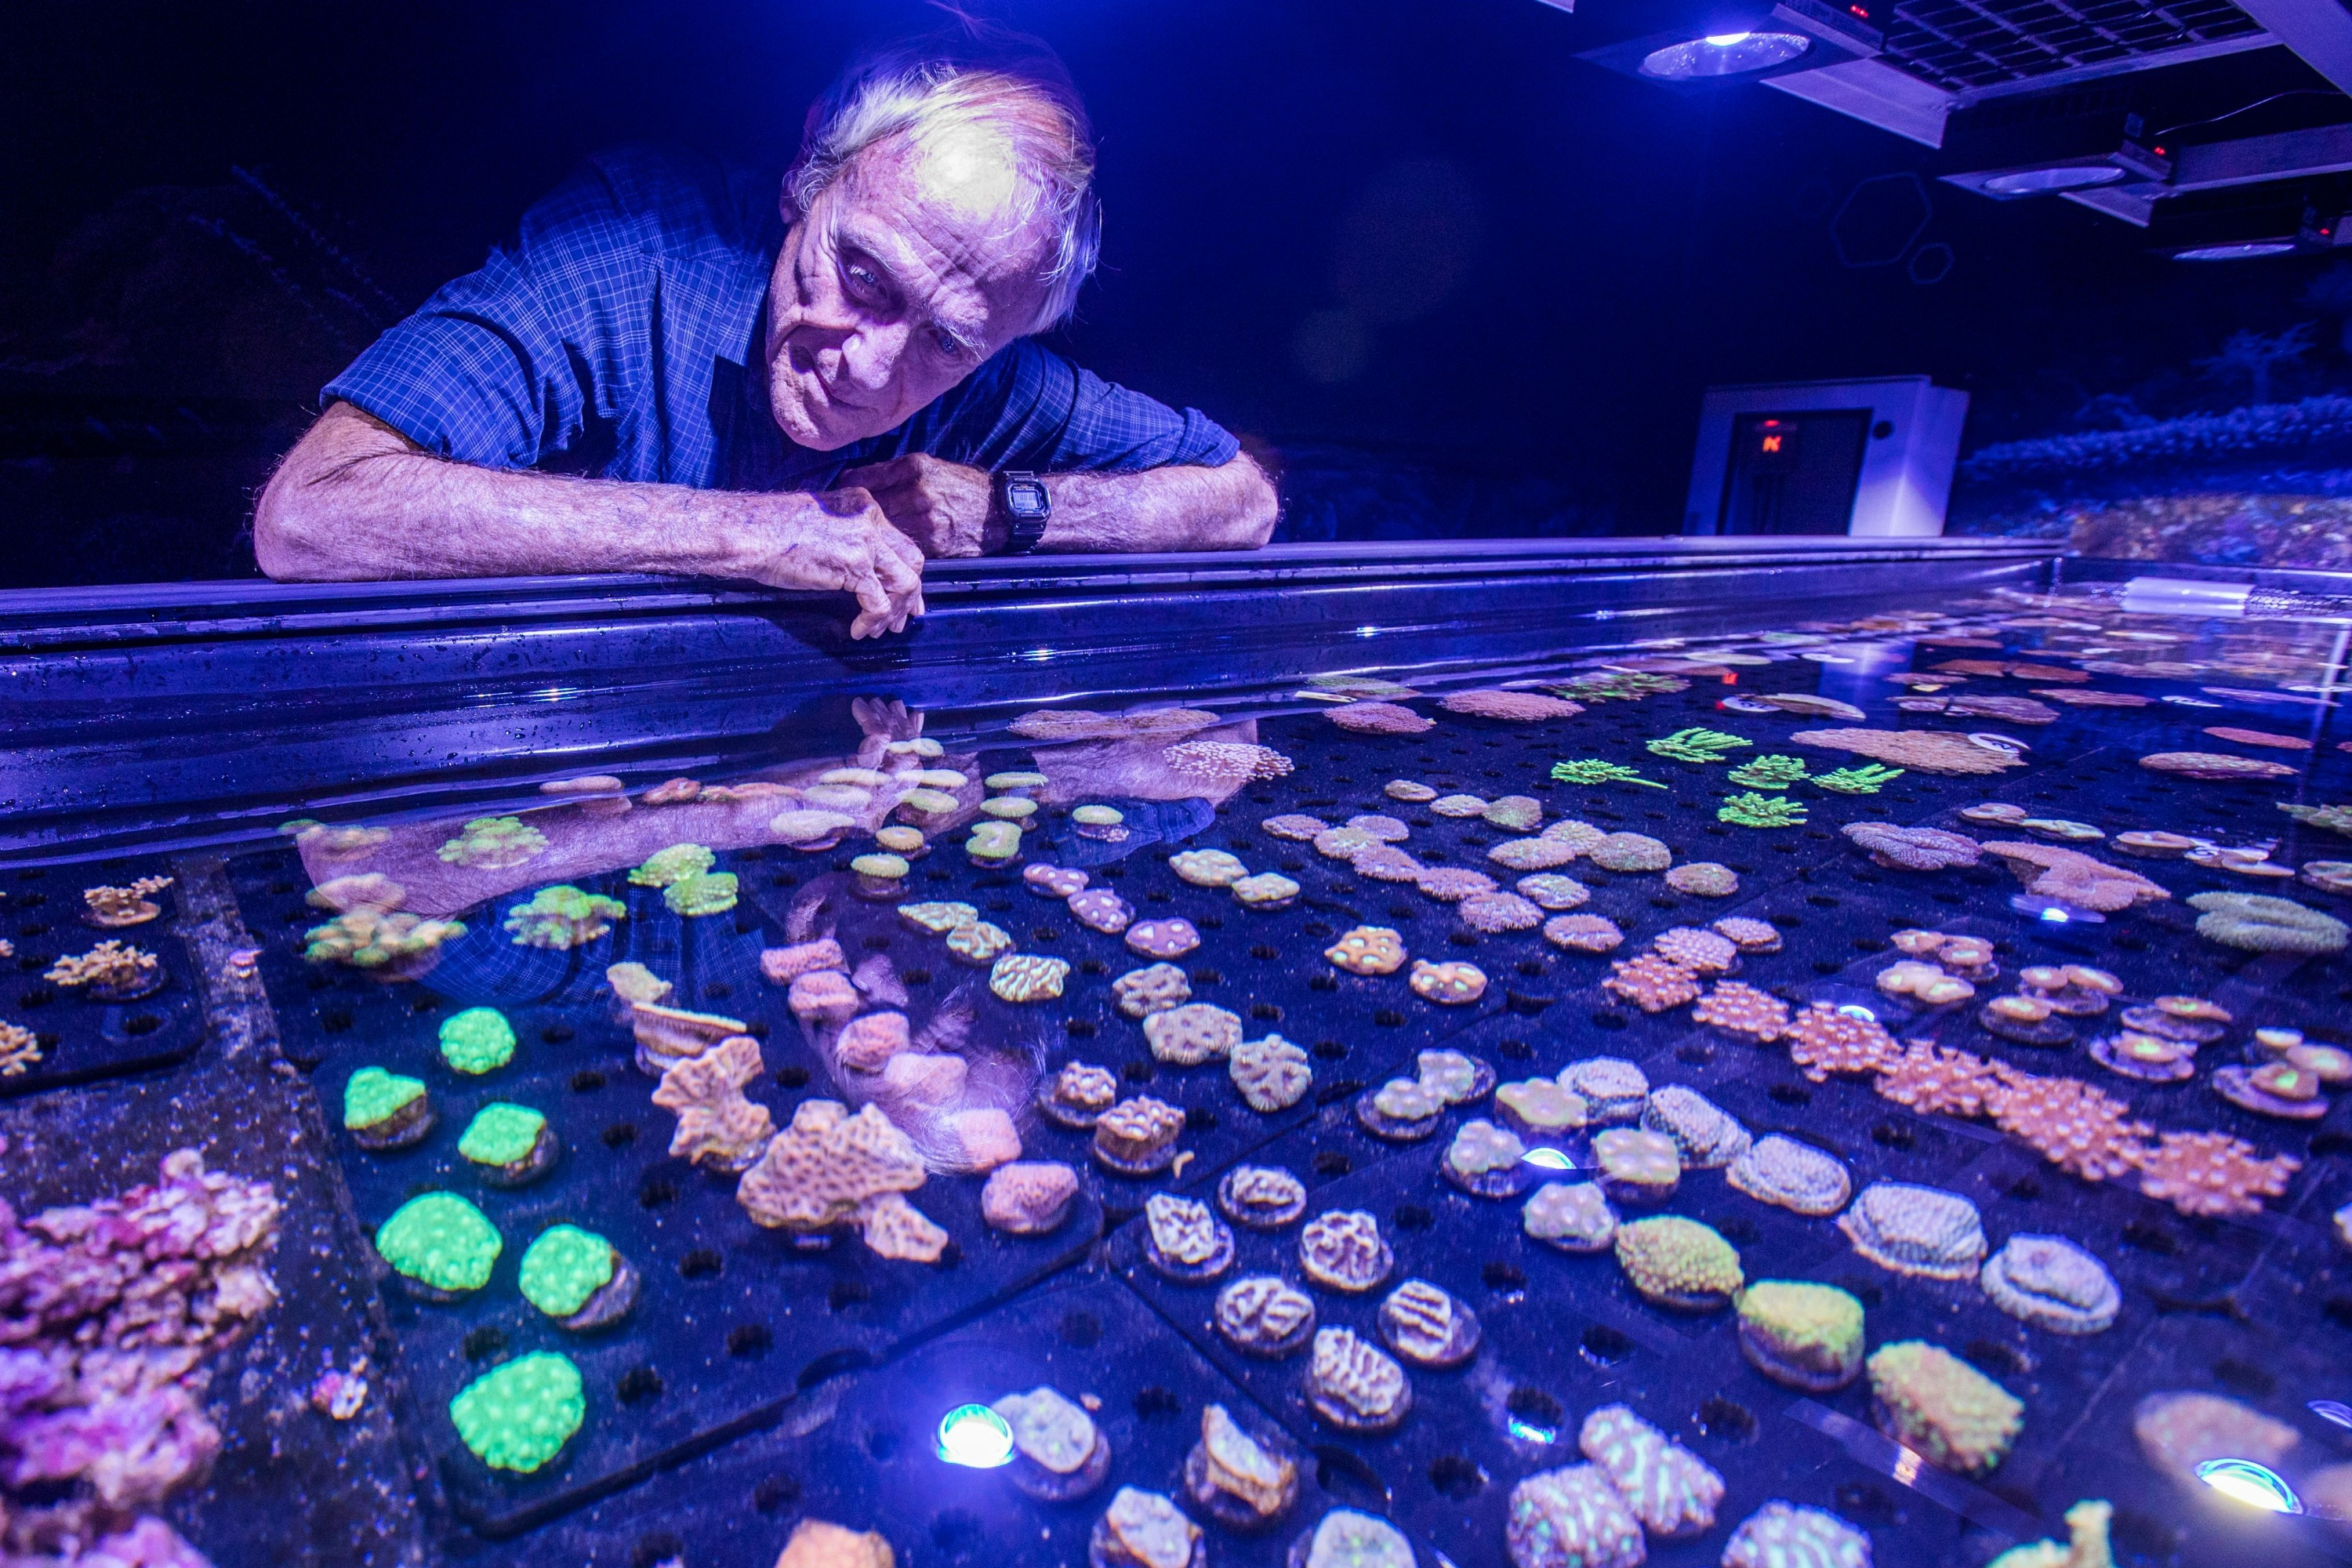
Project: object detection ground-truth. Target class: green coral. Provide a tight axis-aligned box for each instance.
[1551,670,1689,702]
[1719,793,1808,828]
[449,1352,585,1472]
[459,1103,546,1167]
[661,871,738,917]
[1648,728,1752,764]
[303,910,465,968]
[2188,891,2349,954]
[1813,764,1906,795]
[1549,758,1668,789]
[627,843,715,887]
[851,853,909,881]
[375,1192,502,1292]
[518,1225,617,1318]
[343,1067,425,1129]
[504,885,626,949]
[439,1007,517,1074]
[2282,802,2352,840]
[437,815,548,870]
[966,821,1023,862]
[1726,754,1810,789]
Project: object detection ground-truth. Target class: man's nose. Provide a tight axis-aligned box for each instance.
[836,321,910,392]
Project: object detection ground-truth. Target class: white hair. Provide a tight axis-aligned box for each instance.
[787,40,1102,334]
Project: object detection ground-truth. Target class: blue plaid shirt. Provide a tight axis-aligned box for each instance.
[324,147,1240,492]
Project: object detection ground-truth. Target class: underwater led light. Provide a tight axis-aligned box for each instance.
[1836,1004,1878,1023]
[1639,30,1809,79]
[2195,1457,2302,1513]
[2039,908,2071,924]
[1521,1146,1578,1171]
[1507,1418,1559,1443]
[936,1404,1014,1468]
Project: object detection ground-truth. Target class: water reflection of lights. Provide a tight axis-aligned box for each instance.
[1520,1146,1578,1171]
[935,1404,1014,1468]
[2195,1457,2302,1513]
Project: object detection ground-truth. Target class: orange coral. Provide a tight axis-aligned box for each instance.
[1985,1068,2149,1182]
[1783,1003,1903,1082]
[1602,953,1701,1013]
[2131,1131,2300,1218]
[1690,982,1788,1043]
[1871,1042,2003,1118]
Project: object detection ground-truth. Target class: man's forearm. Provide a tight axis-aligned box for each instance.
[1036,453,1277,553]
[254,403,764,581]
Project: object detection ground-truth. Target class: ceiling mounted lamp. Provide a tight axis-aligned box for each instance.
[2145,177,2351,261]
[1938,84,2170,201]
[1575,0,1879,89]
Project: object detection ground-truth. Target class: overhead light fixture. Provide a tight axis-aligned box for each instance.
[2194,1458,2302,1514]
[1640,31,1812,78]
[1577,1,1878,89]
[2145,176,2351,261]
[1940,84,2169,201]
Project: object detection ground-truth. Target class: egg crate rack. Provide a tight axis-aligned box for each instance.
[0,855,208,1098]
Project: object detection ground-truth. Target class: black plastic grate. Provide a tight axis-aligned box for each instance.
[1885,0,2266,93]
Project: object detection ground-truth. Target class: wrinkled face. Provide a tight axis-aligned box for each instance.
[766,132,1054,450]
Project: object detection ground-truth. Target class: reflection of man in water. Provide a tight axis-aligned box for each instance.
[256,34,1276,638]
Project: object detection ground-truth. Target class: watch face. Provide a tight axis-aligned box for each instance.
[1005,479,1050,521]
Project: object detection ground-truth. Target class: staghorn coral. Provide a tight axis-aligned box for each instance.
[651,1035,775,1172]
[44,943,162,999]
[0,1151,280,1563]
[1784,1003,1902,1083]
[2131,1131,2299,1218]
[1813,764,1904,794]
[1726,754,1809,789]
[1548,758,1667,789]
[1791,728,2026,775]
[81,878,173,928]
[735,1101,939,1259]
[1980,842,2169,913]
[0,1022,41,1078]
[1647,728,1750,764]
[1720,792,1807,827]
[503,886,626,949]
[436,815,548,870]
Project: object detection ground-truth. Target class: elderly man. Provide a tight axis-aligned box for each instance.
[255,40,1276,637]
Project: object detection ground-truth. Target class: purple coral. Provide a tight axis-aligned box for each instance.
[1842,822,1981,872]
[0,1152,280,1565]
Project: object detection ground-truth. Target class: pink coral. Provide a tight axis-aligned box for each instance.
[1438,689,1586,721]
[1327,702,1434,735]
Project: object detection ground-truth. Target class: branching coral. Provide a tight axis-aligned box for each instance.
[81,878,172,928]
[302,909,465,969]
[1813,764,1905,795]
[1719,793,1807,828]
[0,1151,280,1563]
[436,815,549,870]
[1726,756,1809,789]
[0,1022,41,1077]
[1549,759,1667,789]
[44,943,162,1000]
[1648,728,1751,764]
[503,886,626,949]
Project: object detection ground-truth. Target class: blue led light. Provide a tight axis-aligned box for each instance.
[2195,1457,2301,1513]
[1520,1146,1577,1171]
[1507,1418,1558,1444]
[2040,907,2070,924]
[2310,1399,2352,1430]
[1836,1004,1877,1023]
[936,1404,1014,1468]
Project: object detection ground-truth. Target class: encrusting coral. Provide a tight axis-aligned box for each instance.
[1790,728,2027,775]
[0,1150,281,1565]
[735,1100,946,1261]
[1980,842,2169,913]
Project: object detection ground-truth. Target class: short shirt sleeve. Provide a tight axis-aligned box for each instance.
[1044,359,1241,472]
[321,165,646,470]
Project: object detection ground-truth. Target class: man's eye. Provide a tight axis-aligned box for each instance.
[842,261,885,299]
[931,326,967,358]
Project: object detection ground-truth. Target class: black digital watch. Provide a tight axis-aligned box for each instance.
[993,469,1050,554]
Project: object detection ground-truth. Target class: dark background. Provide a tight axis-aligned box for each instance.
[2,0,2345,584]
